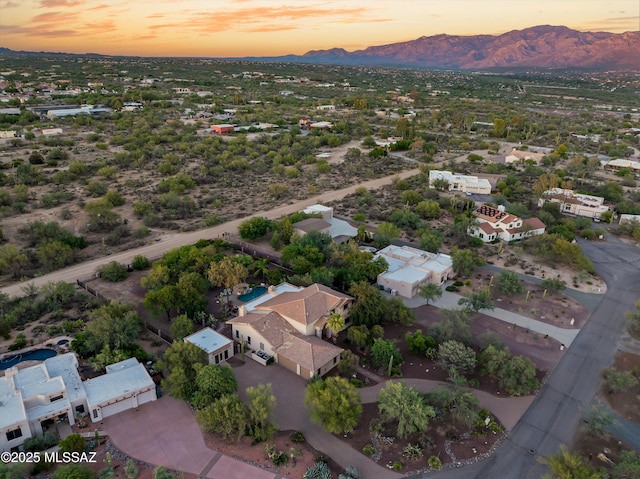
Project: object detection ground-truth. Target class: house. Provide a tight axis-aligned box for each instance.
[374,245,454,298]
[46,106,112,118]
[294,218,332,237]
[309,121,332,130]
[210,124,236,135]
[428,170,492,194]
[604,159,640,173]
[538,188,611,219]
[619,214,640,225]
[0,353,156,452]
[185,327,234,365]
[302,204,359,243]
[227,283,352,379]
[505,148,545,165]
[316,105,335,111]
[469,205,546,242]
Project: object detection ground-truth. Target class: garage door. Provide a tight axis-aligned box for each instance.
[100,398,134,419]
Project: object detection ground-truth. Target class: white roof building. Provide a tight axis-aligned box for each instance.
[0,353,156,452]
[302,204,358,242]
[374,245,453,298]
[428,170,492,194]
[538,188,611,219]
[185,327,234,365]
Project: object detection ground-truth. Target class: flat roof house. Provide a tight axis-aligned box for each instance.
[374,245,453,298]
[227,283,352,379]
[0,353,156,452]
[185,327,234,365]
[428,170,492,194]
[210,124,236,135]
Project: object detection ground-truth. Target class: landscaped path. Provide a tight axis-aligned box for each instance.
[419,231,640,479]
[0,167,421,299]
[401,289,580,346]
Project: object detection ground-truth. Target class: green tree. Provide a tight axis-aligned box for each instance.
[371,338,403,372]
[98,261,128,282]
[170,314,193,341]
[540,277,567,294]
[325,311,345,340]
[580,399,616,439]
[86,301,142,351]
[246,383,277,442]
[238,217,273,240]
[58,433,86,453]
[37,240,76,271]
[539,445,602,479]
[430,308,473,344]
[208,256,248,306]
[498,355,539,396]
[144,285,178,321]
[158,341,207,402]
[612,450,640,479]
[601,366,639,394]
[425,386,480,428]
[418,283,442,305]
[405,330,435,355]
[458,287,494,312]
[348,281,388,327]
[337,349,359,377]
[131,255,150,270]
[375,222,401,247]
[496,270,524,295]
[418,229,443,253]
[52,464,94,479]
[437,340,476,380]
[415,200,442,219]
[347,324,372,349]
[196,394,249,441]
[304,377,362,434]
[251,257,270,281]
[378,381,435,438]
[478,344,511,377]
[0,244,29,277]
[176,272,208,318]
[451,249,484,277]
[192,364,238,408]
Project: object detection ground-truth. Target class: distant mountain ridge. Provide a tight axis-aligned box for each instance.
[1,26,638,70]
[244,25,640,70]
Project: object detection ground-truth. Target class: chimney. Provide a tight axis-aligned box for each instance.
[238,305,247,317]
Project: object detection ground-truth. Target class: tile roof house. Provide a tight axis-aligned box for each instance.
[1,353,156,452]
[469,205,546,242]
[227,283,352,379]
[538,188,611,219]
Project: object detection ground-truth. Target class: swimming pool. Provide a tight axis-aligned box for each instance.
[238,286,268,302]
[0,348,57,370]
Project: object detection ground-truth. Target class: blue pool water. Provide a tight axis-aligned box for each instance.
[238,286,268,302]
[0,348,57,370]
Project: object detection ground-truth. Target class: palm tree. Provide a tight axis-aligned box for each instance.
[539,445,602,479]
[251,257,270,282]
[325,312,345,342]
[418,283,443,305]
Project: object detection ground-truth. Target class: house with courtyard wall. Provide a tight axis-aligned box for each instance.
[428,170,492,194]
[227,283,352,379]
[374,245,453,298]
[538,188,611,219]
[0,353,156,452]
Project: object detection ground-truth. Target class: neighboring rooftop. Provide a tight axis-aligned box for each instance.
[185,327,233,354]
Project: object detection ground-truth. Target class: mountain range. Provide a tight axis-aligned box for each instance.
[1,26,639,70]
[242,25,640,70]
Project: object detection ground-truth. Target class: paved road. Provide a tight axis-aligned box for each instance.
[1,168,420,299]
[416,232,640,479]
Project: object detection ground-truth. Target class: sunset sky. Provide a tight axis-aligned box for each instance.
[1,0,638,57]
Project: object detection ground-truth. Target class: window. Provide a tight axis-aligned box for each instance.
[214,354,219,364]
[50,394,63,402]
[235,330,239,339]
[6,428,22,441]
[333,356,338,364]
[260,342,264,351]
[75,405,85,414]
[92,409,99,419]
[224,350,229,359]
[247,336,251,345]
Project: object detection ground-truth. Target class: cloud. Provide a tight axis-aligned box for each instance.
[39,0,85,7]
[578,16,638,31]
[148,5,384,34]
[1,1,21,8]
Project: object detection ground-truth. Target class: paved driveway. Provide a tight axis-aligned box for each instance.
[101,396,275,479]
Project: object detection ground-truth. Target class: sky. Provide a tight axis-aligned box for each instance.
[1,0,638,57]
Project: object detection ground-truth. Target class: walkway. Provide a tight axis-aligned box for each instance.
[401,289,580,347]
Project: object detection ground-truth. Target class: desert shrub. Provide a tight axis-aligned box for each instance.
[131,255,150,270]
[362,443,377,457]
[403,443,424,460]
[428,456,443,469]
[304,461,331,479]
[98,261,128,282]
[290,431,305,444]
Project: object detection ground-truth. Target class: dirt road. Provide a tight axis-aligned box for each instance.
[2,168,421,299]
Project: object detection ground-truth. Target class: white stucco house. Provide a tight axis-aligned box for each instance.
[469,205,546,243]
[185,327,234,365]
[374,245,454,298]
[1,353,156,452]
[428,170,492,194]
[538,188,611,219]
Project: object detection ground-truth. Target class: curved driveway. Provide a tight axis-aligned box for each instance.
[1,168,420,299]
[417,233,640,479]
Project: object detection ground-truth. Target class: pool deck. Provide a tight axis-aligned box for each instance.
[0,335,73,367]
